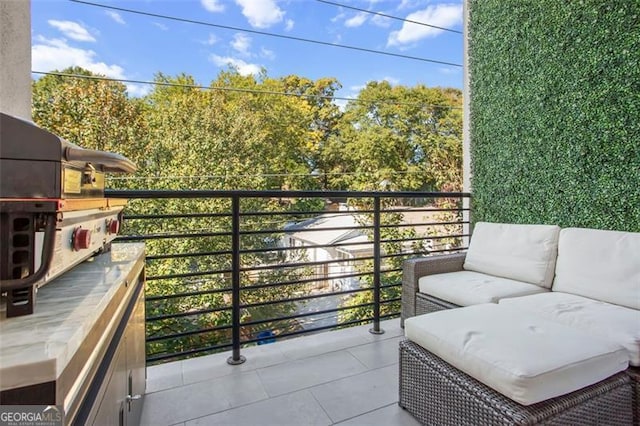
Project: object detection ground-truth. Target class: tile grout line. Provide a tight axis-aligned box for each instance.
[331,401,401,425]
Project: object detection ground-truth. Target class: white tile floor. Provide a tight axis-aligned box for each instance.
[141,318,421,426]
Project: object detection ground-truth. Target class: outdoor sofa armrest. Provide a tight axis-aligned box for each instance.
[401,252,466,326]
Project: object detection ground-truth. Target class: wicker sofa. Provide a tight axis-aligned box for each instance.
[401,222,562,323]
[399,223,640,425]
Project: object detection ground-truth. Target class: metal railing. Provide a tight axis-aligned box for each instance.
[106,189,471,365]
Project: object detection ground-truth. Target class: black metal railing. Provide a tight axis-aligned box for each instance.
[106,189,471,365]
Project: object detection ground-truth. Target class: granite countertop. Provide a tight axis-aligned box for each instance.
[0,243,145,391]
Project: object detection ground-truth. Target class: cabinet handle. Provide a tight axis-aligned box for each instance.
[126,394,142,402]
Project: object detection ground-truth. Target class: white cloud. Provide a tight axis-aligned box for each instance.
[105,11,125,25]
[260,47,275,60]
[345,12,368,28]
[48,20,96,42]
[350,84,366,92]
[382,76,400,85]
[334,98,348,112]
[126,83,152,98]
[204,33,218,46]
[32,36,125,78]
[231,33,251,54]
[387,4,462,47]
[210,55,262,76]
[235,0,284,28]
[371,13,392,28]
[153,22,168,31]
[331,12,346,23]
[285,19,294,31]
[201,0,225,13]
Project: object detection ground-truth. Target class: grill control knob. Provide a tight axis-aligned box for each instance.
[107,219,120,235]
[73,228,92,251]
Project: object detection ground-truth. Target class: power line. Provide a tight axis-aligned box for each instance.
[69,0,462,67]
[32,71,463,110]
[316,0,463,34]
[110,170,432,181]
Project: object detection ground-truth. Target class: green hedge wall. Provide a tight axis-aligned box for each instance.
[469,0,640,232]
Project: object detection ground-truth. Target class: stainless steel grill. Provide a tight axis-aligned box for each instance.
[0,112,136,317]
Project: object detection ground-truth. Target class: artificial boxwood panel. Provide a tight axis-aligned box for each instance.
[469,0,640,232]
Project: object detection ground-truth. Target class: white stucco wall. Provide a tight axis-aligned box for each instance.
[0,0,31,120]
[462,0,472,239]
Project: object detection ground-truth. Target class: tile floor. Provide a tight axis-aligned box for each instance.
[141,318,421,426]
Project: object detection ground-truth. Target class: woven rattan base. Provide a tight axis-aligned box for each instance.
[399,339,633,425]
[628,367,640,425]
[415,293,461,315]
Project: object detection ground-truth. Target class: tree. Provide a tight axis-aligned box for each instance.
[319,81,463,192]
[32,66,149,173]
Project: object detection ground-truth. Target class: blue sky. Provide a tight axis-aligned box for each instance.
[31,0,463,101]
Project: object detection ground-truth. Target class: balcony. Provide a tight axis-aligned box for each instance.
[107,189,468,425]
[141,318,417,425]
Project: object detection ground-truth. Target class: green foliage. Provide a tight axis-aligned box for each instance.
[469,0,640,232]
[31,66,464,362]
[320,81,463,191]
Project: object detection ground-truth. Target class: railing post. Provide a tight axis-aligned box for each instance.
[227,195,246,365]
[370,196,384,335]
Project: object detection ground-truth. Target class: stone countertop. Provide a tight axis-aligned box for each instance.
[0,243,145,391]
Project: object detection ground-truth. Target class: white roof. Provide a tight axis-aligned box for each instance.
[285,213,368,246]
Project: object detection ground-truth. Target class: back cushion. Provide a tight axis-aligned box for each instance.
[463,222,560,288]
[553,228,640,309]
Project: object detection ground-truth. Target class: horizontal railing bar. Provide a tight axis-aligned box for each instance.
[146,323,233,342]
[239,239,373,255]
[239,287,371,310]
[239,224,374,236]
[241,271,373,291]
[125,212,231,220]
[384,207,470,213]
[146,286,232,302]
[147,268,232,281]
[380,220,469,229]
[146,305,232,322]
[126,207,469,221]
[240,300,375,327]
[241,255,375,272]
[240,208,374,217]
[147,341,233,364]
[381,234,469,244]
[147,249,233,261]
[106,189,472,199]
[239,317,373,345]
[116,230,232,241]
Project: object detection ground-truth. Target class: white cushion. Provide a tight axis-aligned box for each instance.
[499,292,640,366]
[418,271,548,306]
[463,222,560,288]
[553,227,640,309]
[404,304,628,406]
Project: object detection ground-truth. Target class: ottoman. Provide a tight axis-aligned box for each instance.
[400,304,633,425]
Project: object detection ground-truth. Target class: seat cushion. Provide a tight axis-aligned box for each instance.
[463,222,560,288]
[553,227,640,309]
[499,292,640,366]
[418,270,548,306]
[404,304,629,406]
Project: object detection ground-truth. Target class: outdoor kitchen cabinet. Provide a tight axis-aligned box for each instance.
[88,274,145,426]
[0,243,146,426]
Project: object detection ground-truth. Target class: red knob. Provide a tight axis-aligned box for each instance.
[73,228,92,251]
[107,219,120,234]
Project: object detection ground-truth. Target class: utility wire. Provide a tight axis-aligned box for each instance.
[69,0,462,67]
[110,170,431,181]
[32,71,463,110]
[316,0,463,34]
